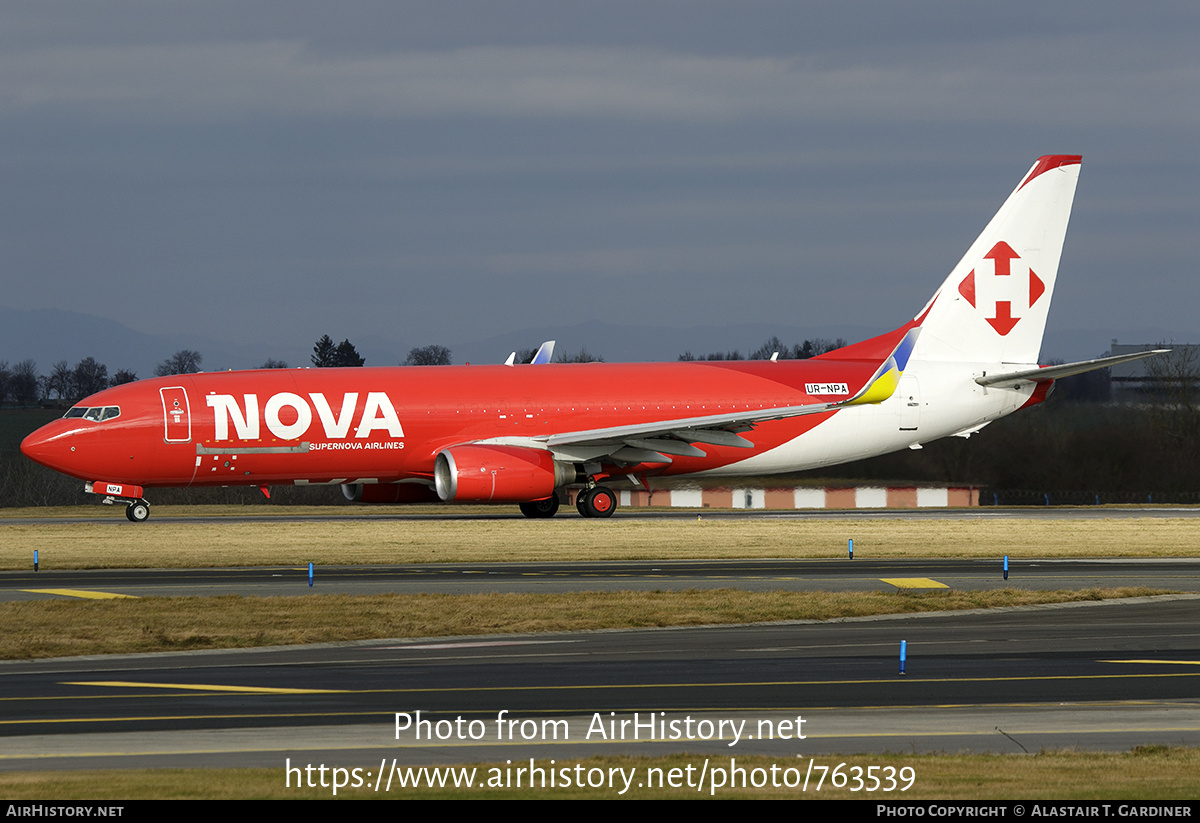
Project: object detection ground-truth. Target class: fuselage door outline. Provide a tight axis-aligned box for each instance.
[160,386,192,443]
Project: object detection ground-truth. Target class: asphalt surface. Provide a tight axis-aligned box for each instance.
[0,595,1198,773]
[4,558,1200,599]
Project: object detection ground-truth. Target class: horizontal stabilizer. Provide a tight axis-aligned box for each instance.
[975,349,1169,388]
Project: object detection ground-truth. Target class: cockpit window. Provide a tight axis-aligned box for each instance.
[63,406,121,422]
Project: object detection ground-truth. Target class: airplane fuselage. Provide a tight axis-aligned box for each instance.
[21,356,1035,490]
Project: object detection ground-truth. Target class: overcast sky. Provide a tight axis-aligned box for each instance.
[2,1,1197,364]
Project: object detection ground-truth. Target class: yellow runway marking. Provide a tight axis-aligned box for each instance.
[22,589,136,600]
[1103,659,1200,666]
[0,711,370,730]
[63,681,347,694]
[880,578,948,589]
[60,671,1200,698]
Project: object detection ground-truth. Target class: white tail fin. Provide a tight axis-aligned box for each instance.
[912,155,1081,365]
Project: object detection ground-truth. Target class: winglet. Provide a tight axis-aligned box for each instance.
[844,327,921,406]
[530,340,556,364]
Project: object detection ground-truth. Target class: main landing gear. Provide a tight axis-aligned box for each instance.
[575,486,616,518]
[125,500,150,522]
[517,485,618,519]
[518,496,560,519]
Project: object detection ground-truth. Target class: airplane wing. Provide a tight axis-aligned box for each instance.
[524,328,920,465]
[975,349,1168,388]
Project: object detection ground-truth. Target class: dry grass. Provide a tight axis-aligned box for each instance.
[2,509,1199,569]
[2,747,1198,799]
[0,587,1166,659]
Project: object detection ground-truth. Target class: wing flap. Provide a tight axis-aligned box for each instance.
[535,328,921,463]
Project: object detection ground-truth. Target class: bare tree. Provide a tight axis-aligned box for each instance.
[47,361,73,402]
[749,337,788,360]
[1145,344,1200,458]
[71,357,109,401]
[10,360,40,406]
[555,347,604,363]
[155,350,203,376]
[404,345,451,366]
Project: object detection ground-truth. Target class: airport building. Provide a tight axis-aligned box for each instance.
[1110,339,1199,400]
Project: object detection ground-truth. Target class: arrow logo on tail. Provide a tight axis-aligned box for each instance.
[956,241,1045,336]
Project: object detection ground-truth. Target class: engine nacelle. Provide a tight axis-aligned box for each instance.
[434,445,572,503]
[341,482,440,504]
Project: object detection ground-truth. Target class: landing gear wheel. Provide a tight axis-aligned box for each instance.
[576,488,592,517]
[579,485,616,518]
[519,496,560,518]
[125,500,150,523]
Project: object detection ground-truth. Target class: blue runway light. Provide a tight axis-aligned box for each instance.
[34,550,38,572]
[308,562,314,588]
[1003,555,1009,581]
[899,640,907,675]
[848,538,853,560]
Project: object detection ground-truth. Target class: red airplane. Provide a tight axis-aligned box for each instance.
[20,156,1161,521]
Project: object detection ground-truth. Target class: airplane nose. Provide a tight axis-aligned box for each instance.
[20,422,80,476]
[20,428,52,463]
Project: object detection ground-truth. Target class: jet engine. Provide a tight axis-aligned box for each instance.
[434,445,574,502]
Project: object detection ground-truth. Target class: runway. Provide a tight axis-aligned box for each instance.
[4,558,1200,599]
[1,594,1198,771]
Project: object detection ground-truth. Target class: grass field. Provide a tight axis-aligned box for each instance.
[2,586,1165,659]
[2,747,1198,799]
[3,507,1198,568]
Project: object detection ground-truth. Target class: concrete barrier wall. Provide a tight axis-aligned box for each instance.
[615,485,978,509]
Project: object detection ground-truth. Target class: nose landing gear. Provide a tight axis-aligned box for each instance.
[125,500,150,522]
[83,481,151,522]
